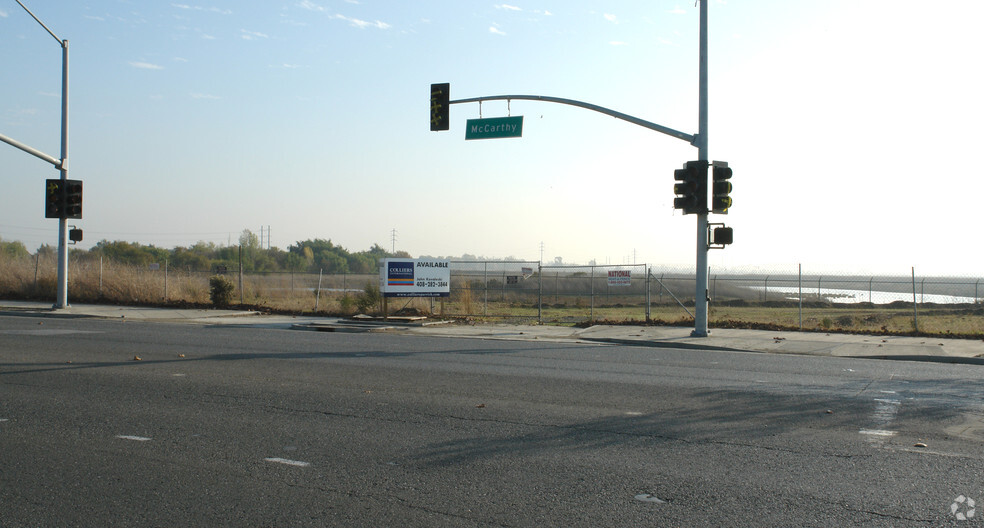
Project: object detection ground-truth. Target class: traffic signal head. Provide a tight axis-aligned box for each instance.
[712,226,733,245]
[64,179,83,219]
[673,160,707,215]
[430,83,450,131]
[45,179,64,219]
[711,165,732,214]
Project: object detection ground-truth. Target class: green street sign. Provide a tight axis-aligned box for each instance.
[465,116,523,140]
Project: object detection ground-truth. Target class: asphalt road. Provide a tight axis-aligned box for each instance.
[2,314,984,526]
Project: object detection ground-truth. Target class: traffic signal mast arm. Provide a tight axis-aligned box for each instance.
[448,94,696,146]
[0,132,63,169]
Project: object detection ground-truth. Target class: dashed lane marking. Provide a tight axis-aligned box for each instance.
[264,457,310,467]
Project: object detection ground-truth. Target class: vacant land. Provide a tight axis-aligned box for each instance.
[3,255,981,337]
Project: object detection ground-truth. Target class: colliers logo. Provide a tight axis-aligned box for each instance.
[387,261,414,286]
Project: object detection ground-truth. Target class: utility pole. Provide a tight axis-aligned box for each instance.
[390,228,397,253]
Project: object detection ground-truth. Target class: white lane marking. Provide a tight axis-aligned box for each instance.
[116,435,152,442]
[264,457,310,467]
[859,429,897,437]
[862,396,901,447]
[624,411,644,416]
[635,494,666,504]
[0,330,101,336]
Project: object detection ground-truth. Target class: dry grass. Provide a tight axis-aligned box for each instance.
[1,255,980,337]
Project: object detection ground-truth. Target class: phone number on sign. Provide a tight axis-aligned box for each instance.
[416,281,448,288]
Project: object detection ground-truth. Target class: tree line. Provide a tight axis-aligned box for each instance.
[1,230,411,274]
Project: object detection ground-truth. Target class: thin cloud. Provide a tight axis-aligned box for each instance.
[240,29,269,40]
[129,61,165,70]
[604,13,617,23]
[609,41,629,46]
[171,4,232,15]
[489,25,506,36]
[298,0,328,13]
[191,93,221,100]
[298,1,390,29]
[332,14,390,29]
[496,4,522,11]
[669,6,687,15]
[0,9,8,18]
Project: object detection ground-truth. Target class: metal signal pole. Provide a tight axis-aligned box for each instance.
[11,1,71,309]
[432,1,715,336]
[693,0,710,337]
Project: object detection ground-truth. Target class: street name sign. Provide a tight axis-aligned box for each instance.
[465,116,523,140]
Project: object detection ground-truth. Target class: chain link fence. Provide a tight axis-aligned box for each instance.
[2,254,981,333]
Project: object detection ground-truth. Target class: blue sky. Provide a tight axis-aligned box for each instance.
[2,1,983,275]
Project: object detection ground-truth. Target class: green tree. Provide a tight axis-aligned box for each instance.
[0,238,30,260]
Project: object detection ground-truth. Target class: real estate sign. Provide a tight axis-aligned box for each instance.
[380,258,451,298]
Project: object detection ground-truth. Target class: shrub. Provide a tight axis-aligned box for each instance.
[356,281,381,314]
[209,275,235,307]
[339,293,356,315]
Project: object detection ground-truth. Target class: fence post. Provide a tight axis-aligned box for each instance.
[798,263,803,330]
[164,258,168,301]
[911,267,918,332]
[239,246,244,305]
[817,277,822,301]
[537,262,542,324]
[590,265,595,323]
[869,277,873,303]
[484,262,488,316]
[646,266,651,322]
[315,268,323,311]
[764,275,769,302]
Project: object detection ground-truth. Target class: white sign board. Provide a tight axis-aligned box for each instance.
[607,269,631,287]
[380,258,451,298]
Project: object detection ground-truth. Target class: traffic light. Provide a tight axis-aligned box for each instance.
[45,179,64,219]
[430,83,449,131]
[711,164,732,214]
[673,160,707,215]
[64,179,83,219]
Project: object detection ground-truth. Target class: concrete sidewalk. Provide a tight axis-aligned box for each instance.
[3,300,983,364]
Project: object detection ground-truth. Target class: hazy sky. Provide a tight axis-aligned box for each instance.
[2,1,982,275]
